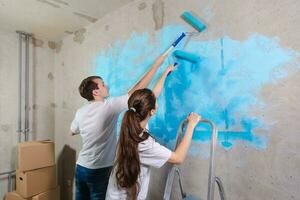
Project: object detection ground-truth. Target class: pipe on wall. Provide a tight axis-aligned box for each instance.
[16,31,32,142]
[0,170,16,192]
[17,32,22,142]
[0,31,33,194]
[24,34,30,141]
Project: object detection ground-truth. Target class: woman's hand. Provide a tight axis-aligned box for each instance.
[187,112,201,127]
[165,64,176,76]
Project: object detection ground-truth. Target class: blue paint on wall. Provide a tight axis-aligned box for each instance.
[94,25,299,151]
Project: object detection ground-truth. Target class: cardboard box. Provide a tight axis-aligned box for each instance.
[32,186,60,200]
[16,166,57,198]
[18,140,55,171]
[5,191,31,200]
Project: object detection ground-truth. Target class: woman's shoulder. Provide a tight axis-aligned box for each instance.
[139,136,157,152]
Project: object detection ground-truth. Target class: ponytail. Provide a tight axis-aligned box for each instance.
[114,89,156,199]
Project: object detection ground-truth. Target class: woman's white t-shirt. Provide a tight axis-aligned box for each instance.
[106,136,172,200]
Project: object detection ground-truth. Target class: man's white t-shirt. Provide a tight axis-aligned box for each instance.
[70,94,128,169]
[106,136,172,200]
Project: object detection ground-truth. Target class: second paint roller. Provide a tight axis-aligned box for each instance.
[162,11,207,57]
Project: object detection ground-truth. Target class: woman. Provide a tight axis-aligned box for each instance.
[106,68,201,200]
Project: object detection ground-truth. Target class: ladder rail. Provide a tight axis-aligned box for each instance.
[202,119,217,200]
[163,118,225,200]
[215,176,226,200]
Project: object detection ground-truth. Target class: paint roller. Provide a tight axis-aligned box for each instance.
[168,50,200,76]
[171,12,206,63]
[162,11,207,57]
[173,50,200,63]
[181,11,207,33]
[162,33,186,57]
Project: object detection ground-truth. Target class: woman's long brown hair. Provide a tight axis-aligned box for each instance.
[115,88,156,199]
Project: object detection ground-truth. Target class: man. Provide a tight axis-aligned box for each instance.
[71,53,170,200]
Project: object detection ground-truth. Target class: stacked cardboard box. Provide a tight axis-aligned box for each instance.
[5,140,60,200]
[5,187,60,200]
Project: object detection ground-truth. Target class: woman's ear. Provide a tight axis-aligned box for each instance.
[150,108,156,116]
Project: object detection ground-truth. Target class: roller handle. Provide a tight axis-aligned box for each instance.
[163,33,186,57]
[172,32,186,47]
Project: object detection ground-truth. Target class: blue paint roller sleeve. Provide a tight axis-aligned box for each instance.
[181,11,206,32]
[173,50,200,63]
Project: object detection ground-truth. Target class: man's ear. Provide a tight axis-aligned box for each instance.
[92,89,99,97]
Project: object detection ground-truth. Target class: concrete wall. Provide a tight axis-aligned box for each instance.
[2,0,299,199]
[17,0,300,199]
[0,30,55,198]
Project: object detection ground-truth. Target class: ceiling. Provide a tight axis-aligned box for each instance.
[0,0,133,40]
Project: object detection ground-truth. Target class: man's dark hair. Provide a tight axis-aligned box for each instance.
[79,76,102,101]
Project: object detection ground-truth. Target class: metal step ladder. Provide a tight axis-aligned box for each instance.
[163,119,226,200]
